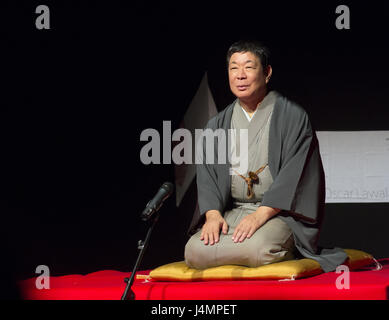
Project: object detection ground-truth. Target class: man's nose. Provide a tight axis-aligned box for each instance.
[237,68,247,79]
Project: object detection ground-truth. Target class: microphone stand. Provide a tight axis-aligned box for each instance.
[121,212,160,300]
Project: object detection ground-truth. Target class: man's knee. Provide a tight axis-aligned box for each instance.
[256,236,295,266]
[184,236,213,269]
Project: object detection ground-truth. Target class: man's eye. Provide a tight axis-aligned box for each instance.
[246,66,254,69]
[230,67,238,70]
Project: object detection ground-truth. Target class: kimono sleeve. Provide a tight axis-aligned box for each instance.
[195,118,225,217]
[261,105,325,223]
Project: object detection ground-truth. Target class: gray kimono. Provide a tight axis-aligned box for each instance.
[190,91,347,272]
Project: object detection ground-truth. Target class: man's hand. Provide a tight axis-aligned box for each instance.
[232,206,280,243]
[200,210,228,245]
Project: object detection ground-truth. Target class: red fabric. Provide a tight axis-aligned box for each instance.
[19,259,389,300]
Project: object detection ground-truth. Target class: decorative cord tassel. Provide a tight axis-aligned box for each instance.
[233,164,268,199]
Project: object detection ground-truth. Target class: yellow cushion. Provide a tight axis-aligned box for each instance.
[148,249,374,281]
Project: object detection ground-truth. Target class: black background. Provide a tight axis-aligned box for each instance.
[2,1,389,298]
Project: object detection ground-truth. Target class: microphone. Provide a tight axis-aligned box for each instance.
[141,182,174,221]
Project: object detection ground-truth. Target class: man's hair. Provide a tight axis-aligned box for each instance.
[226,40,271,71]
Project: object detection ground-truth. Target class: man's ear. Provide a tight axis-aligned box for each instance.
[265,65,273,83]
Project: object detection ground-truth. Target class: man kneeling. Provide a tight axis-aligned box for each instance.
[184,40,347,272]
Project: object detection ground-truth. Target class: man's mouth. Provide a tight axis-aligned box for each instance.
[237,85,249,91]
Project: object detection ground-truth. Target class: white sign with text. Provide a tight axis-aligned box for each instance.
[317,131,389,203]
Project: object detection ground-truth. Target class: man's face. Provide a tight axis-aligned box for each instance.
[228,51,269,101]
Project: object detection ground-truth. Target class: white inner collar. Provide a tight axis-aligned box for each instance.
[241,107,257,122]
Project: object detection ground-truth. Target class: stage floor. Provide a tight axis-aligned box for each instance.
[19,258,389,300]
